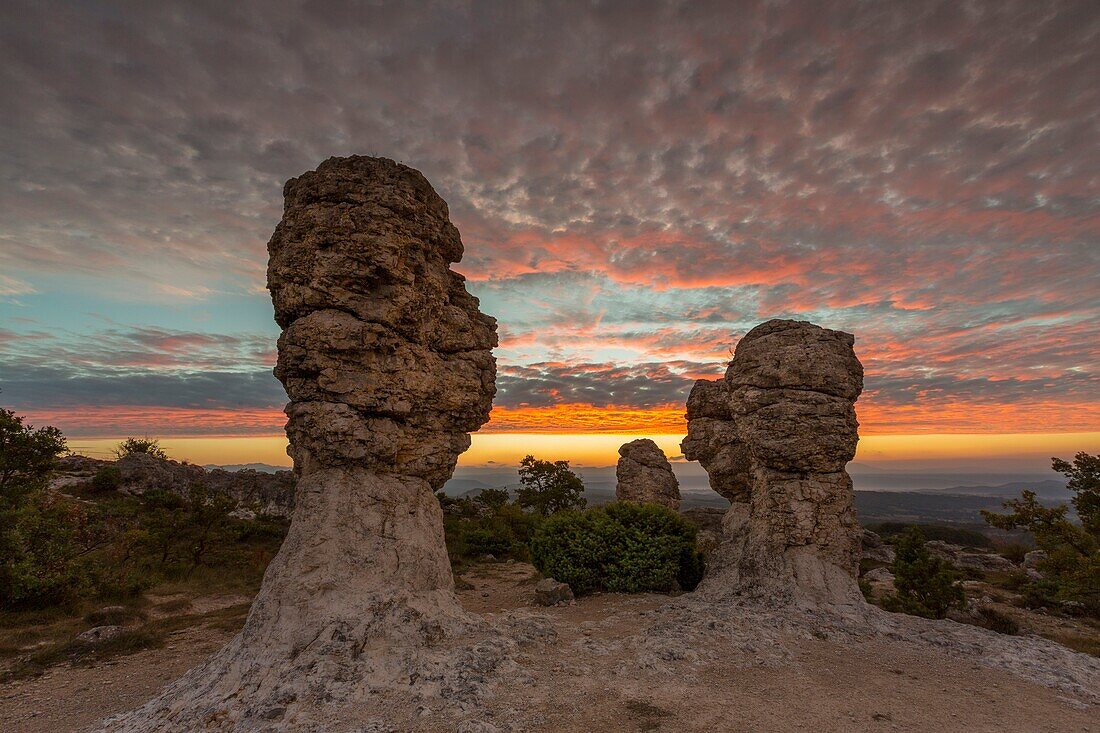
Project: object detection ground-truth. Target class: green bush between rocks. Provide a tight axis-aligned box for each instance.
[530,502,705,595]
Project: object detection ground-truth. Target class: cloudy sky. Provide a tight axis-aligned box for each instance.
[1,1,1098,466]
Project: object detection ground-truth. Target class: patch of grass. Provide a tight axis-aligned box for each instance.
[85,606,143,626]
[153,597,193,614]
[970,606,1020,635]
[2,627,166,682]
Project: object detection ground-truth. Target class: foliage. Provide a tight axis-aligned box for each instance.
[128,484,236,574]
[475,487,510,511]
[529,502,705,595]
[0,409,67,509]
[1,492,107,609]
[442,500,541,565]
[515,455,586,516]
[983,454,1100,614]
[866,522,992,549]
[881,527,965,619]
[114,437,168,460]
[0,411,74,609]
[91,465,122,493]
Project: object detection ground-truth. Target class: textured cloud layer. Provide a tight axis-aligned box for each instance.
[1,0,1097,438]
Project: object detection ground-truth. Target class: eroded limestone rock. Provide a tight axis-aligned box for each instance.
[103,156,498,731]
[615,438,680,510]
[682,319,864,609]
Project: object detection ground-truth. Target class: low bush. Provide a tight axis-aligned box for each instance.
[90,465,122,493]
[881,527,965,619]
[529,503,705,595]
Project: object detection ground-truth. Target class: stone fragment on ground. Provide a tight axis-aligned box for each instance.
[534,579,575,606]
[76,626,125,645]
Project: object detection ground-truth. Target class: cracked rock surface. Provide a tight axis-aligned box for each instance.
[615,438,680,510]
[101,156,499,732]
[682,319,864,609]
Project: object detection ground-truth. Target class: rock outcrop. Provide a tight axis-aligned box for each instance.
[682,319,864,609]
[53,454,297,517]
[615,438,680,510]
[103,156,498,731]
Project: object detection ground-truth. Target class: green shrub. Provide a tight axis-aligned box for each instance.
[114,437,168,460]
[2,493,102,610]
[881,527,965,619]
[997,542,1030,564]
[91,466,122,493]
[464,528,513,557]
[529,503,704,595]
[442,504,541,565]
[984,454,1100,616]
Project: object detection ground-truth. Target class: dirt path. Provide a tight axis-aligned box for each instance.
[1,561,1095,732]
[0,624,232,733]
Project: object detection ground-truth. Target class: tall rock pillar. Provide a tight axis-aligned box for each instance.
[682,319,864,608]
[105,156,497,730]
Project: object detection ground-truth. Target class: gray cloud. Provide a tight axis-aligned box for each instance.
[0,0,1097,434]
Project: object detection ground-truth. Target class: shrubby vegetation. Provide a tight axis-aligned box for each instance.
[113,437,169,460]
[530,503,705,595]
[437,490,542,566]
[515,454,586,516]
[437,455,706,595]
[881,527,965,619]
[0,413,288,614]
[983,453,1100,614]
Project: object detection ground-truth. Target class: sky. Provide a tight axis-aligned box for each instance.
[1,1,1098,473]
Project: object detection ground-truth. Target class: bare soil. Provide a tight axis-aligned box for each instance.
[1,561,1095,733]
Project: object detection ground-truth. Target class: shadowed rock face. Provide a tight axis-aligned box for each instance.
[103,156,498,731]
[615,438,680,510]
[682,319,864,608]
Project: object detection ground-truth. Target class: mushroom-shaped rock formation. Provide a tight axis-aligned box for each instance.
[615,438,681,510]
[103,157,497,731]
[681,319,864,608]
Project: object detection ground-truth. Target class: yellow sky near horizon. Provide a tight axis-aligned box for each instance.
[66,431,1100,471]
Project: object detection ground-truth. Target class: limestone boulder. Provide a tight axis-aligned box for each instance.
[682,319,864,609]
[615,438,680,510]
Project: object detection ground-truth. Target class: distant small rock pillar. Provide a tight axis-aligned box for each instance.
[615,438,681,510]
[681,319,864,608]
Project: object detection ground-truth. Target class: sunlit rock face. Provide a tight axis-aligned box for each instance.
[268,155,497,485]
[615,438,681,510]
[103,156,498,731]
[682,319,864,608]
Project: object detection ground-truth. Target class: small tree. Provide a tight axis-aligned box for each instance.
[515,455,586,516]
[115,437,168,460]
[983,453,1100,611]
[475,487,510,511]
[882,527,965,619]
[0,409,67,509]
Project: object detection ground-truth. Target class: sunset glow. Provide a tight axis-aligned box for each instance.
[1,2,1097,472]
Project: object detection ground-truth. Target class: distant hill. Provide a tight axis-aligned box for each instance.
[916,479,1070,501]
[204,463,289,474]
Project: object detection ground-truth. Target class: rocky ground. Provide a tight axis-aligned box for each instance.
[1,561,1096,733]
